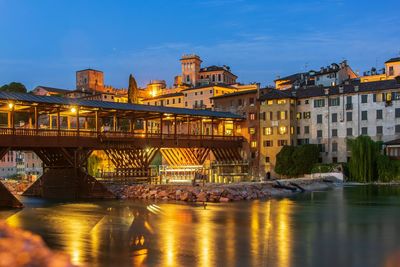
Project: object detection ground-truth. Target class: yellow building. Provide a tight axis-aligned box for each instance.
[360,57,400,83]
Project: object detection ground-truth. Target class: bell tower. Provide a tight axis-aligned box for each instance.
[180,54,202,86]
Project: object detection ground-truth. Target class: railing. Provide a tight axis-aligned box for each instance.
[0,128,243,142]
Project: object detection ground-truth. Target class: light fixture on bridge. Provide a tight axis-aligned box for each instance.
[70,107,77,113]
[8,103,14,109]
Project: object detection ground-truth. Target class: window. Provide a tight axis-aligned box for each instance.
[195,92,197,96]
[332,142,338,152]
[396,125,400,133]
[347,128,353,136]
[238,99,243,106]
[332,113,338,123]
[361,94,368,103]
[297,100,301,105]
[263,140,273,147]
[376,109,383,120]
[332,157,338,163]
[279,126,287,135]
[251,141,257,148]
[265,157,270,163]
[317,114,323,124]
[262,112,266,121]
[329,97,340,106]
[277,99,286,104]
[317,130,323,138]
[185,102,188,107]
[297,127,300,135]
[249,113,256,120]
[249,127,256,135]
[332,129,338,137]
[361,111,368,121]
[249,98,255,105]
[166,99,170,105]
[278,111,287,120]
[361,127,368,135]
[304,126,310,134]
[269,112,273,120]
[389,66,394,76]
[303,112,311,119]
[278,140,288,146]
[314,99,325,108]
[296,112,302,120]
[264,127,272,135]
[346,112,352,121]
[377,126,383,135]
[318,144,325,152]
[305,100,309,104]
[396,108,400,118]
[346,96,352,104]
[267,100,274,105]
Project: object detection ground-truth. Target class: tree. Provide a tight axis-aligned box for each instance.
[347,136,380,182]
[0,82,27,93]
[292,144,320,175]
[376,154,400,182]
[275,145,296,177]
[128,74,139,104]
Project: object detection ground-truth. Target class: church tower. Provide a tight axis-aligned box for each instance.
[180,54,202,86]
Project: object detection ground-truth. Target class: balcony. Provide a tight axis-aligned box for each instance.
[346,103,353,110]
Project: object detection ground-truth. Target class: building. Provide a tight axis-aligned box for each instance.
[0,151,17,178]
[259,78,400,176]
[360,57,400,83]
[274,60,357,89]
[31,86,71,96]
[144,92,185,108]
[179,54,237,87]
[182,84,240,109]
[212,88,265,177]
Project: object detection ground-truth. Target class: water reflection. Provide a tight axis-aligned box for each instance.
[1,186,400,267]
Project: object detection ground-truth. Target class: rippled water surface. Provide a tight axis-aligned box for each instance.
[2,185,400,267]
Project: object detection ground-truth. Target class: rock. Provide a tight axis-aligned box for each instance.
[158,191,168,198]
[180,192,189,201]
[196,191,208,202]
[219,197,230,202]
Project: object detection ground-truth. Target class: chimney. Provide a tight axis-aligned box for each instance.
[354,85,359,92]
[324,88,330,95]
[339,85,344,94]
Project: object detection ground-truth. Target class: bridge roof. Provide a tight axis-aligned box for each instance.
[0,92,243,120]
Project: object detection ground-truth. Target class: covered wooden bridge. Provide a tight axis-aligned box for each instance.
[0,92,245,201]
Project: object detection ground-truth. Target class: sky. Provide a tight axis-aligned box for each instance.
[0,0,399,90]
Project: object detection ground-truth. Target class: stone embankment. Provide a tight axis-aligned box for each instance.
[0,221,75,267]
[110,178,340,203]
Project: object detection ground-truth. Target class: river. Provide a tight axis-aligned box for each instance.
[1,185,400,267]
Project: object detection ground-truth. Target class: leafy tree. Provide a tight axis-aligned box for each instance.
[275,145,296,177]
[87,154,102,177]
[128,74,139,104]
[292,144,320,175]
[0,82,27,93]
[347,136,380,182]
[376,154,400,182]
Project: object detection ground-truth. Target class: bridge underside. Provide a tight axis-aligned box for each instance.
[23,148,115,199]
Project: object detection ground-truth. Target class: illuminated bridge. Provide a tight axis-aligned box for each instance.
[0,92,245,201]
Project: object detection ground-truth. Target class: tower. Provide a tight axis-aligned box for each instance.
[76,69,104,91]
[180,54,202,86]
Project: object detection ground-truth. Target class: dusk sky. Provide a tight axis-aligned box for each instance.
[0,0,399,90]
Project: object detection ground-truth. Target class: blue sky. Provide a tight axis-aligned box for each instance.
[0,0,399,90]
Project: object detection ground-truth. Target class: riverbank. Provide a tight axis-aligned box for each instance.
[0,221,75,267]
[108,177,341,202]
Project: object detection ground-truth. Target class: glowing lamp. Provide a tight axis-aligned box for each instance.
[8,103,14,109]
[70,107,77,113]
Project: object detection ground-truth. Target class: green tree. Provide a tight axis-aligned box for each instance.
[376,154,400,182]
[87,154,102,177]
[128,74,139,104]
[347,135,380,182]
[0,82,27,93]
[275,145,296,177]
[292,144,320,175]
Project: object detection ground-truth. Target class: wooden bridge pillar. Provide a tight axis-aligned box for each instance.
[105,148,159,180]
[160,148,210,166]
[23,148,115,199]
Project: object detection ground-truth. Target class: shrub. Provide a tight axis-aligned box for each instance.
[376,155,400,182]
[275,144,319,177]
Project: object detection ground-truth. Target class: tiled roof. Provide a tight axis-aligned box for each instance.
[180,83,236,92]
[385,57,400,64]
[143,92,184,101]
[259,79,400,101]
[0,91,243,119]
[34,86,71,94]
[210,89,258,99]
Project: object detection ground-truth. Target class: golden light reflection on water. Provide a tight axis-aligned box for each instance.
[275,199,294,267]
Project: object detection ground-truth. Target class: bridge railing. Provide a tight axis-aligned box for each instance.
[0,128,243,142]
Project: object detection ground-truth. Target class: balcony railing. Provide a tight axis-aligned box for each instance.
[0,128,243,142]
